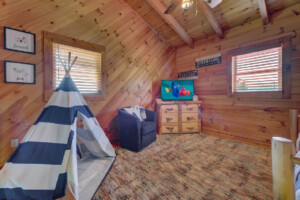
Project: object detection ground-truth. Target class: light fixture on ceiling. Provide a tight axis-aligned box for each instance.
[181,0,193,12]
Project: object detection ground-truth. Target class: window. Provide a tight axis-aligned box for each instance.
[43,32,105,101]
[54,43,101,94]
[232,46,282,93]
[227,36,291,99]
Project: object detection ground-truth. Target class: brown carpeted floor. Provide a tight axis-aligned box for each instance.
[93,133,272,200]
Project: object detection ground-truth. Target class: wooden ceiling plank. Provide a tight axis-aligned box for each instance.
[257,0,269,25]
[120,0,171,46]
[146,0,194,48]
[197,0,224,39]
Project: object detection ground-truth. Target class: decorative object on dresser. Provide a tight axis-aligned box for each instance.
[156,99,201,134]
[193,95,198,101]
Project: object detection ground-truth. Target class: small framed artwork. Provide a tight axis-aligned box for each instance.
[4,61,36,84]
[4,26,36,54]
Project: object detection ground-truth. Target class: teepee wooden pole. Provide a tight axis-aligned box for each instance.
[58,54,68,73]
[70,56,78,70]
[68,52,71,68]
[57,51,78,77]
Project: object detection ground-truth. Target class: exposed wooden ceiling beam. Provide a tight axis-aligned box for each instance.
[145,0,194,48]
[197,0,224,39]
[257,0,269,25]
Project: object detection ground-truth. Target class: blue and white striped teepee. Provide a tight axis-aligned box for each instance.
[0,53,116,200]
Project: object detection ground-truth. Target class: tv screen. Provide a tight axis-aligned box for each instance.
[161,80,194,101]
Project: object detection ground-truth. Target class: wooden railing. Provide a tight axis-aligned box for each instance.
[272,137,300,199]
[272,109,300,199]
[290,109,299,149]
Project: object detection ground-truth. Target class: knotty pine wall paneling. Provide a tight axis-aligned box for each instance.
[175,4,300,146]
[0,0,176,167]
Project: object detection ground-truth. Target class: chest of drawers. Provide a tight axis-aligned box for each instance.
[156,99,202,134]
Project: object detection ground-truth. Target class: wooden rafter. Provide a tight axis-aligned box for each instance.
[257,0,269,25]
[146,0,194,48]
[197,0,224,39]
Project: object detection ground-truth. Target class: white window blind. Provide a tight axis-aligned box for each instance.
[232,46,282,93]
[54,43,102,94]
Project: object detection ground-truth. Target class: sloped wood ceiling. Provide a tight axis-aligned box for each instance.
[162,0,217,40]
[125,0,299,47]
[123,0,185,47]
[0,0,176,166]
[213,0,299,29]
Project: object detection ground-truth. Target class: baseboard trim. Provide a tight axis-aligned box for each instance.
[201,129,271,149]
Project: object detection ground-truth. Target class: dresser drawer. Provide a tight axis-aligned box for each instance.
[181,104,198,113]
[182,123,199,133]
[161,124,179,134]
[182,112,198,122]
[161,104,178,112]
[161,112,178,123]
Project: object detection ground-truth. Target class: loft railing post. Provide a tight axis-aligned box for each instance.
[272,137,295,200]
[290,109,298,143]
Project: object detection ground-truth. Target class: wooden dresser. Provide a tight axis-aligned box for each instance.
[156,99,202,134]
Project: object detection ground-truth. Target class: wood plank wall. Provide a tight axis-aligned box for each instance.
[0,0,176,167]
[175,4,300,147]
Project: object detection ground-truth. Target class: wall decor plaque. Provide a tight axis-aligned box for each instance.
[195,53,221,68]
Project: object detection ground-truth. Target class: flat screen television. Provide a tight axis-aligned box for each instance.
[161,80,194,101]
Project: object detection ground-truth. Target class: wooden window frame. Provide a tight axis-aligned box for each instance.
[227,36,292,99]
[43,32,106,102]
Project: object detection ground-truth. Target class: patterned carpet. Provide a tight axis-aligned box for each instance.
[93,133,272,200]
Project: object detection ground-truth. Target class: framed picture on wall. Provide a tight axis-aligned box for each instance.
[4,27,36,54]
[4,61,36,84]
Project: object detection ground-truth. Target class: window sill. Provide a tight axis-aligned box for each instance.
[229,91,290,99]
[83,94,105,101]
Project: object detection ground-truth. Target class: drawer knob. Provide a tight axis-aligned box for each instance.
[167,127,174,132]
[187,108,193,111]
[166,117,173,122]
[187,117,194,121]
[187,127,194,130]
[166,108,173,111]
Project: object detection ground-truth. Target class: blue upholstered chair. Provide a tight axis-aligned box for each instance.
[118,108,157,152]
